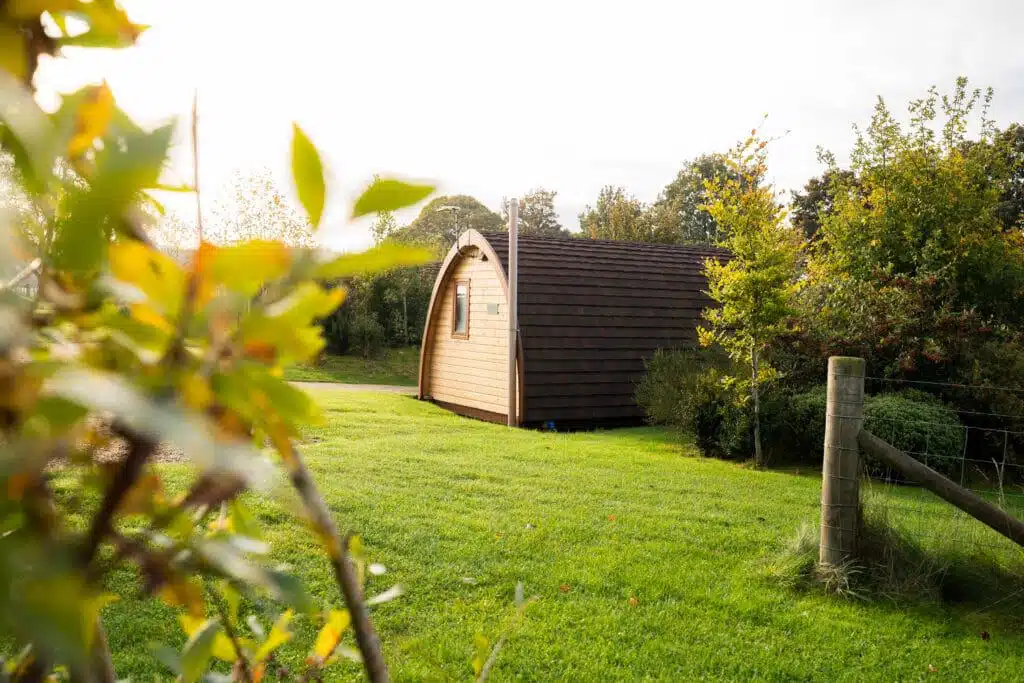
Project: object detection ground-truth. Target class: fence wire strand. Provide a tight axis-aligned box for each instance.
[847,376,1024,565]
[847,375,1024,564]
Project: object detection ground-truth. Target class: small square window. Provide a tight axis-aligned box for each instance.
[453,281,469,338]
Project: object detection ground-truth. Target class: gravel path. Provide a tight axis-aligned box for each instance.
[289,381,417,394]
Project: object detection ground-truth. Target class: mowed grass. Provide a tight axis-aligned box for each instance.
[55,390,1024,681]
[282,348,419,385]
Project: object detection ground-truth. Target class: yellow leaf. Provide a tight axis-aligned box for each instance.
[180,373,213,411]
[179,613,205,637]
[312,610,350,660]
[254,609,293,662]
[82,593,119,649]
[210,240,292,296]
[68,82,114,158]
[211,632,238,662]
[8,0,79,19]
[0,24,28,82]
[109,240,185,314]
[118,472,162,515]
[161,578,205,617]
[129,303,173,333]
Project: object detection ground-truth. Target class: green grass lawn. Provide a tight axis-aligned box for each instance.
[282,348,419,385]
[55,391,1024,681]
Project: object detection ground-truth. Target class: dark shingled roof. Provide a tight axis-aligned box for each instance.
[480,232,724,426]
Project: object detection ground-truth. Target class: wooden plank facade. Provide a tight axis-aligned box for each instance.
[418,229,721,427]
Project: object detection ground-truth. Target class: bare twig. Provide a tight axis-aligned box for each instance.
[0,257,41,292]
[208,585,253,683]
[282,440,388,683]
[89,622,117,683]
[80,432,156,570]
[192,90,203,243]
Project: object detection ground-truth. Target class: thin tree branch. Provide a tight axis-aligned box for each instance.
[0,257,41,292]
[80,432,156,570]
[89,622,117,683]
[282,440,388,683]
[208,586,253,683]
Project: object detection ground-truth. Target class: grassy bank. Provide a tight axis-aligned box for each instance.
[52,391,1024,681]
[283,347,419,386]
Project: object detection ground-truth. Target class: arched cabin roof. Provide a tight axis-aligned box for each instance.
[419,229,725,427]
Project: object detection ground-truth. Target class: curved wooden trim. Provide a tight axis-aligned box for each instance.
[418,230,524,424]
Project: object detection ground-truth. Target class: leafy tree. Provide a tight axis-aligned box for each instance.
[649,154,735,244]
[370,209,398,245]
[208,168,316,246]
[502,187,566,237]
[0,6,437,681]
[394,194,502,252]
[578,185,653,241]
[994,123,1024,229]
[789,168,857,241]
[698,130,803,467]
[804,78,1024,378]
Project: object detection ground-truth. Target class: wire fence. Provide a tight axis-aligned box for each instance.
[856,375,1024,566]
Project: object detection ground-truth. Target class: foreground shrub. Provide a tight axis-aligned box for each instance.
[0,11,435,680]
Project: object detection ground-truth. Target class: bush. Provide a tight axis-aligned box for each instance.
[758,386,964,476]
[349,312,386,358]
[636,348,729,430]
[865,392,965,479]
[639,348,966,474]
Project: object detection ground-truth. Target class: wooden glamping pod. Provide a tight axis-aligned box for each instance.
[417,229,722,428]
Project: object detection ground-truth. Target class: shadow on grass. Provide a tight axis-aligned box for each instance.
[764,506,1024,628]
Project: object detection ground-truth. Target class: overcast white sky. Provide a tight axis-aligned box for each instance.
[34,0,1024,250]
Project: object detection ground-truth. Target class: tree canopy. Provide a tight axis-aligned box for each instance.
[578,185,652,241]
[502,187,567,237]
[649,154,736,244]
[802,78,1024,377]
[393,194,503,253]
[208,168,316,246]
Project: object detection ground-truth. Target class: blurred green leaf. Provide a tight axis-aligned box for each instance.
[150,643,183,676]
[218,580,242,626]
[30,396,88,433]
[0,71,56,194]
[228,499,262,541]
[213,363,322,430]
[42,367,272,484]
[314,243,432,279]
[291,123,325,229]
[352,178,434,218]
[54,123,174,272]
[197,541,313,614]
[180,618,219,683]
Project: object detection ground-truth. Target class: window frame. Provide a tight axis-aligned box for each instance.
[452,279,470,339]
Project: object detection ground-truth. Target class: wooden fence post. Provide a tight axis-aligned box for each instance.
[820,356,865,566]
